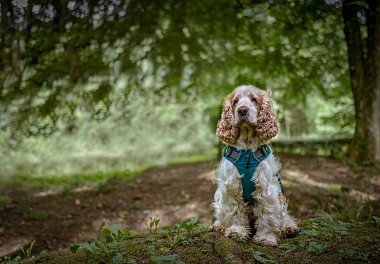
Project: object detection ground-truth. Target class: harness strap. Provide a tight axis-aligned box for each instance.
[223,145,284,205]
[224,145,268,161]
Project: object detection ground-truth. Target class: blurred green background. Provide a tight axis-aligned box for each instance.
[0,0,359,184]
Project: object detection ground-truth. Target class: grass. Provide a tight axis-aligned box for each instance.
[0,151,217,195]
[0,195,12,205]
[0,170,140,193]
[2,215,379,264]
[167,148,217,165]
[16,205,50,220]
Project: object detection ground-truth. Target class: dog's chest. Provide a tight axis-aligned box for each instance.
[223,146,271,205]
[219,158,260,207]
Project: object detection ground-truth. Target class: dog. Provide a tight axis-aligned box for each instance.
[211,85,299,246]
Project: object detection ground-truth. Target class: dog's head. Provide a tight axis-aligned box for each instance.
[216,85,279,145]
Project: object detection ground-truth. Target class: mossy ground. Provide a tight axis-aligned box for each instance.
[11,215,380,264]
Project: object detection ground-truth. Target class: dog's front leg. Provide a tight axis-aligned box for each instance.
[252,171,283,246]
[212,162,250,238]
[252,198,280,246]
[223,201,250,238]
[280,195,300,238]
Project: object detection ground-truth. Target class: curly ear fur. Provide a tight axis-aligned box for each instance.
[216,94,239,145]
[256,92,279,141]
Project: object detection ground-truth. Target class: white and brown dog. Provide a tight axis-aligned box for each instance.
[212,85,299,246]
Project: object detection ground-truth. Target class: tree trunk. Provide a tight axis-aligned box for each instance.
[343,0,378,164]
[0,0,10,70]
[24,0,33,44]
[59,0,68,32]
[54,0,68,32]
[367,0,380,164]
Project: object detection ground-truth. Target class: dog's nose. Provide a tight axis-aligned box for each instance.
[238,107,249,116]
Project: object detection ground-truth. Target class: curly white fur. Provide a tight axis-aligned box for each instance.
[212,85,299,246]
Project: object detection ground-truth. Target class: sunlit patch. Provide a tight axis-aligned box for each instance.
[0,237,34,258]
[282,169,378,201]
[72,185,96,193]
[32,185,95,198]
[33,190,59,198]
[86,199,208,235]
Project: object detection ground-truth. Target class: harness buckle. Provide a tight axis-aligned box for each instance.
[226,147,233,157]
[260,146,266,156]
[225,147,240,160]
[254,145,267,159]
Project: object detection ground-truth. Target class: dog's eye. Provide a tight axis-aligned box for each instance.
[251,96,257,103]
[233,98,238,105]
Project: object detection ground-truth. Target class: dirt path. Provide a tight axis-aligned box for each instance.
[0,154,379,257]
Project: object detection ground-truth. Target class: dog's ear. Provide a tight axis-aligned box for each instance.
[256,91,279,141]
[216,93,239,144]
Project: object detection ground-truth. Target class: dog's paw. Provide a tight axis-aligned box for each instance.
[284,226,300,238]
[211,224,225,234]
[224,225,249,238]
[253,233,278,246]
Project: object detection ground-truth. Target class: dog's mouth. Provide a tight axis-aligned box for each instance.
[237,117,257,127]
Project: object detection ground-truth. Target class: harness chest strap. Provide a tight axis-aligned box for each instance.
[223,144,285,205]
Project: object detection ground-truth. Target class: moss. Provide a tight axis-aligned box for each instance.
[18,217,380,264]
[27,250,87,264]
[214,236,246,264]
[175,234,224,263]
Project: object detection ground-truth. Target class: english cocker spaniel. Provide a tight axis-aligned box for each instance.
[212,85,299,246]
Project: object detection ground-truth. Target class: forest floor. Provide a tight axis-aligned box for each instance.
[0,153,379,263]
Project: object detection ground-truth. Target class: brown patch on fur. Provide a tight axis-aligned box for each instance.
[256,92,279,141]
[284,227,300,238]
[279,194,287,203]
[216,93,240,144]
[211,225,225,234]
[247,207,257,236]
[225,230,244,238]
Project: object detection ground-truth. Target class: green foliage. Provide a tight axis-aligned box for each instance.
[151,254,184,264]
[3,220,15,229]
[0,256,22,264]
[307,241,330,255]
[252,251,278,264]
[21,240,36,260]
[302,214,353,237]
[0,195,12,207]
[146,217,160,234]
[0,91,217,180]
[355,204,366,219]
[372,216,380,227]
[17,206,49,220]
[179,217,198,237]
[271,136,351,158]
[338,248,371,262]
[70,222,134,263]
[14,214,379,264]
[68,218,202,263]
[163,217,200,248]
[0,0,355,180]
[0,240,36,264]
[277,213,378,259]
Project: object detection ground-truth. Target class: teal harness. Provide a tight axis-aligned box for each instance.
[223,145,284,206]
